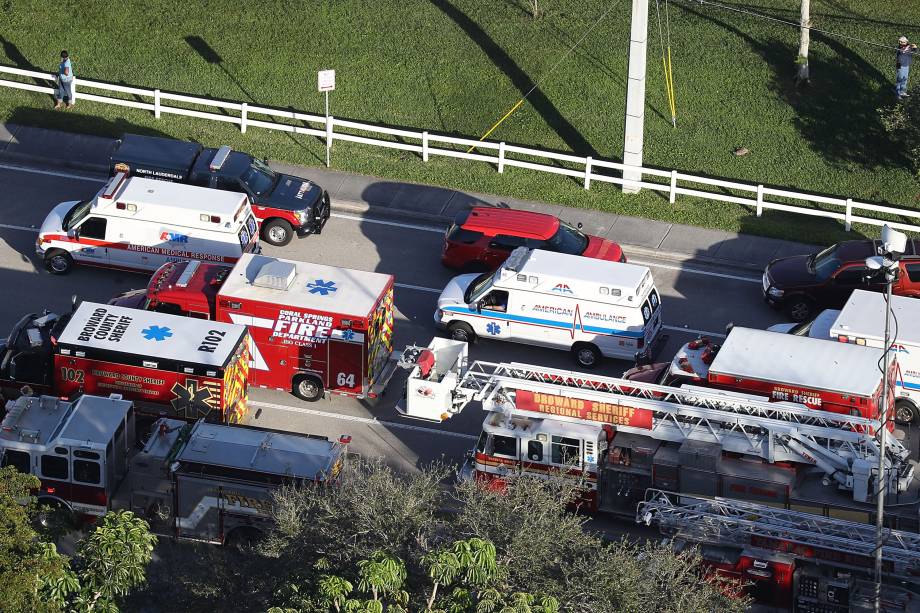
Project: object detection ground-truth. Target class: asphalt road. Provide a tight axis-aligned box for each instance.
[0,161,799,475]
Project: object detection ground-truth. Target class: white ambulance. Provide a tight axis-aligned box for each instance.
[434,247,663,368]
[36,172,260,275]
[831,289,920,426]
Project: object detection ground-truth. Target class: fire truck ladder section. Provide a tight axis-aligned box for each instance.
[637,489,920,582]
[447,361,914,502]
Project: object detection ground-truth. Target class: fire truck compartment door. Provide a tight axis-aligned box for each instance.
[329,338,363,395]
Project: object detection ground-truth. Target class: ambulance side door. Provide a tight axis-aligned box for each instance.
[70,215,111,266]
[110,218,156,270]
[476,289,511,340]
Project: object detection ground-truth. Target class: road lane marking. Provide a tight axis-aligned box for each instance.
[628,258,761,284]
[248,399,478,440]
[0,162,106,182]
[0,223,40,232]
[395,282,441,294]
[331,211,446,233]
[663,324,726,338]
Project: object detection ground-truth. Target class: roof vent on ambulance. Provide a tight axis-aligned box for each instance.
[253,260,296,291]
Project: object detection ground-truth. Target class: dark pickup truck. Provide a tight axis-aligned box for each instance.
[110,134,330,246]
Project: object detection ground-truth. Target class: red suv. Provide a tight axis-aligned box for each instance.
[441,207,626,271]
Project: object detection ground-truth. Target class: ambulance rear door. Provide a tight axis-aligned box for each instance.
[328,330,364,395]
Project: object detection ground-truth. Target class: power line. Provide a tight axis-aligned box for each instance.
[683,0,901,51]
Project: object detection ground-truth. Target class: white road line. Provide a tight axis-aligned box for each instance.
[0,223,38,233]
[330,212,445,233]
[248,399,478,440]
[629,258,761,284]
[0,162,105,183]
[394,282,441,294]
[663,324,726,338]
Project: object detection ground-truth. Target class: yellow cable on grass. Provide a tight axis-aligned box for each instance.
[467,99,525,154]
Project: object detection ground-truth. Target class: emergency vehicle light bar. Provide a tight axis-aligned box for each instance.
[175,260,200,288]
[100,172,127,200]
[209,145,232,171]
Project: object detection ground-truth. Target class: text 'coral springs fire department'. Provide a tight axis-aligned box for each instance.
[110,254,396,402]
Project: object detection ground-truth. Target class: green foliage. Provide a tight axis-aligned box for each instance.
[880,95,920,181]
[71,510,158,612]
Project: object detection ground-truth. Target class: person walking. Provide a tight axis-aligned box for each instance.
[54,50,74,109]
[896,36,918,99]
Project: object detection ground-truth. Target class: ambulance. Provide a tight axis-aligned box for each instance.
[831,289,920,426]
[36,172,260,275]
[109,254,396,402]
[434,247,663,368]
[0,302,250,424]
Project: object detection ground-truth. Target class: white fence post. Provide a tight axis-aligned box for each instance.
[240,102,248,134]
[422,131,429,162]
[756,184,764,217]
[498,142,506,174]
[669,170,678,204]
[845,198,853,232]
[154,89,161,119]
[325,115,334,168]
[584,156,593,190]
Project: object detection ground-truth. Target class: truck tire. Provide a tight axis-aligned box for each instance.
[572,343,602,369]
[293,374,324,402]
[44,250,73,275]
[447,322,476,343]
[262,219,293,247]
[784,297,813,323]
[895,399,919,426]
[225,526,262,551]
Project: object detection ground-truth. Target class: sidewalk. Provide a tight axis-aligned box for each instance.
[0,122,817,270]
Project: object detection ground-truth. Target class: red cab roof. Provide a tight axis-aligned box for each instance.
[458,207,560,239]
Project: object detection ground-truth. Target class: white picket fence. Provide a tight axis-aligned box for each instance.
[2,64,918,234]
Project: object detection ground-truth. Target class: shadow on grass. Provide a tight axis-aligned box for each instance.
[7,105,174,140]
[429,0,599,158]
[729,2,920,31]
[678,3,906,184]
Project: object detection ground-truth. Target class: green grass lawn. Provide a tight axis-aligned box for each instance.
[0,0,918,244]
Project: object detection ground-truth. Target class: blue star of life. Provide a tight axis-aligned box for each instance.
[142,325,173,341]
[307,279,338,296]
[342,329,355,341]
[486,322,501,335]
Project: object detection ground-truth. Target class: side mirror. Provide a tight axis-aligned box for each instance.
[475,302,482,313]
[577,222,583,229]
[71,294,81,312]
[725,322,734,336]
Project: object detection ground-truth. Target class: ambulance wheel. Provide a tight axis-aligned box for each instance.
[448,322,476,343]
[895,399,919,426]
[572,343,602,369]
[44,250,73,275]
[262,219,294,246]
[784,297,813,323]
[293,374,324,402]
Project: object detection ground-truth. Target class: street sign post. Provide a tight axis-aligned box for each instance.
[318,69,336,168]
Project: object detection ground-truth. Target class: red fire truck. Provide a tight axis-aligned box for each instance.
[0,393,348,544]
[624,327,898,424]
[110,253,395,402]
[0,302,250,424]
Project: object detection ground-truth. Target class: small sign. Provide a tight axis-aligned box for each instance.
[318,69,336,92]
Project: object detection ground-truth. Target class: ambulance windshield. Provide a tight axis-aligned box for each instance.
[465,272,495,303]
[62,200,92,230]
[241,159,277,196]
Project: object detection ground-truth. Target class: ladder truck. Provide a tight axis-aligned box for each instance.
[397,339,919,529]
[637,489,920,611]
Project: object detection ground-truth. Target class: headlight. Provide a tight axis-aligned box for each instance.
[768,286,784,298]
[295,210,309,224]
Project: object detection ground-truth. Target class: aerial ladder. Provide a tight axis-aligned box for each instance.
[637,489,920,611]
[398,339,914,503]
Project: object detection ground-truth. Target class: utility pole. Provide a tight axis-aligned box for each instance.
[623,0,649,194]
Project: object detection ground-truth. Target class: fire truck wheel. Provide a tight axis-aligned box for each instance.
[895,399,919,426]
[448,322,476,343]
[44,250,73,275]
[572,343,602,369]
[293,374,324,402]
[225,526,262,551]
[262,219,294,246]
[33,499,75,535]
[784,297,813,322]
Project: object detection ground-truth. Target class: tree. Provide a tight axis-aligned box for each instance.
[0,466,75,613]
[70,510,158,612]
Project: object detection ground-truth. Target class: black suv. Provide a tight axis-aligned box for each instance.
[762,239,920,321]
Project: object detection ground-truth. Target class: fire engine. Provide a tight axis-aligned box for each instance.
[109,254,395,402]
[0,302,250,424]
[0,393,348,545]
[625,327,898,423]
[397,339,917,524]
[638,490,920,611]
